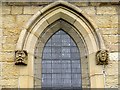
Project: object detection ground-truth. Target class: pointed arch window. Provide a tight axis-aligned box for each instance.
[42,30,82,89]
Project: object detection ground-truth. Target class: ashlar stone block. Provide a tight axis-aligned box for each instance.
[2,63,19,79]
[97,6,117,15]
[11,6,23,14]
[2,15,17,28]
[23,6,43,14]
[2,6,11,14]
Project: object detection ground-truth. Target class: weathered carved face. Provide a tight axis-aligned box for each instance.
[15,50,27,65]
[99,50,108,62]
[96,50,108,65]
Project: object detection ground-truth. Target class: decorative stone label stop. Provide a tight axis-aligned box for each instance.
[15,50,28,65]
[96,50,109,65]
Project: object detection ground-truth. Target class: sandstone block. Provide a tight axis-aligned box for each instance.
[2,63,19,79]
[95,15,118,28]
[102,35,118,52]
[3,35,18,44]
[2,6,11,14]
[0,17,2,28]
[99,28,118,35]
[1,52,14,62]
[105,61,118,75]
[89,2,101,6]
[90,75,104,88]
[11,6,23,14]
[73,2,90,6]
[2,85,18,88]
[2,15,17,28]
[0,35,2,44]
[19,76,29,88]
[103,35,118,44]
[97,6,117,15]
[95,16,112,28]
[105,75,118,88]
[109,52,120,61]
[109,44,119,52]
[0,44,2,51]
[0,62,2,76]
[3,28,21,36]
[23,6,43,14]
[80,7,96,15]
[111,15,118,28]
[1,79,18,86]
[16,15,32,28]
[2,44,15,51]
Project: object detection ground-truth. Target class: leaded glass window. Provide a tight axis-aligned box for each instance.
[42,30,82,90]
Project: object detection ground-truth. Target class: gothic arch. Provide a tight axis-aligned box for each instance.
[16,1,106,88]
[34,20,90,88]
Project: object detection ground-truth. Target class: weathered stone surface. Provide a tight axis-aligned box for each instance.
[110,44,119,52]
[2,85,18,88]
[0,2,119,88]
[0,62,2,77]
[102,34,118,52]
[109,52,119,61]
[103,35,118,44]
[82,79,90,88]
[1,79,18,86]
[0,12,2,28]
[99,28,118,35]
[2,15,17,28]
[34,78,41,86]
[0,30,2,45]
[6,2,50,6]
[105,75,118,88]
[80,6,96,15]
[1,52,14,62]
[16,15,32,28]
[11,6,23,14]
[111,15,118,28]
[96,6,117,15]
[3,36,18,44]
[2,44,16,51]
[34,85,41,88]
[105,61,118,75]
[72,2,90,7]
[95,15,118,28]
[23,6,43,14]
[3,28,21,36]
[2,6,11,14]
[2,63,19,79]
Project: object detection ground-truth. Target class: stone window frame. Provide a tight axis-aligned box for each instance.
[16,1,106,88]
[34,20,90,88]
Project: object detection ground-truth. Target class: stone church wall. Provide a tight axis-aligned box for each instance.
[0,1,119,88]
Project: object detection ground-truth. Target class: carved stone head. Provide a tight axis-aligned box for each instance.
[96,50,109,65]
[15,50,28,65]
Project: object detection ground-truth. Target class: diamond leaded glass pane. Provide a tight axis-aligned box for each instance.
[42,30,82,89]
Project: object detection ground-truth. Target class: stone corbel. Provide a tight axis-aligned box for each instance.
[96,50,109,65]
[15,50,28,65]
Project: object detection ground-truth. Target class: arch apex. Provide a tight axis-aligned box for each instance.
[16,1,105,53]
